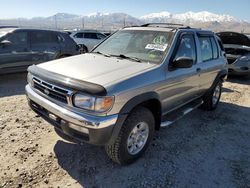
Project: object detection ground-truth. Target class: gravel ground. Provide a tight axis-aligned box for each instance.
[0,73,250,188]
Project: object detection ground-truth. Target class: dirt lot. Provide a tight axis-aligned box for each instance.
[0,73,250,188]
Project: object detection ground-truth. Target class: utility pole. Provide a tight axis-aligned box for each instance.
[123,16,126,27]
[102,16,104,30]
[18,18,21,27]
[54,15,57,29]
[82,17,85,29]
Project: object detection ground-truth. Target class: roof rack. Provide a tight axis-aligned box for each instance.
[141,23,184,27]
[140,23,191,30]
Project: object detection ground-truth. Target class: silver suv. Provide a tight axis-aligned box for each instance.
[70,30,107,53]
[26,23,228,165]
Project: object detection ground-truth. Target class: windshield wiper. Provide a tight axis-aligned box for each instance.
[111,54,141,62]
[93,51,111,57]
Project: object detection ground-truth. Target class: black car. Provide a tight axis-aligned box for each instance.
[0,28,79,74]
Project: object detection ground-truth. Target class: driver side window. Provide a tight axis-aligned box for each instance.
[6,31,28,46]
[174,34,196,62]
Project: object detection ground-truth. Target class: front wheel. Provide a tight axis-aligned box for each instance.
[201,80,222,111]
[105,107,155,165]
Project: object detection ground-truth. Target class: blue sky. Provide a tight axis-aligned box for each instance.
[1,0,250,21]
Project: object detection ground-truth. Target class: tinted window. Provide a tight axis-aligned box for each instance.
[199,37,213,61]
[6,31,27,45]
[84,33,98,39]
[31,31,58,44]
[174,34,196,62]
[211,37,219,59]
[96,33,106,40]
[74,33,84,38]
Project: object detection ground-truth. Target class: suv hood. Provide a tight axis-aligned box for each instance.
[217,32,250,47]
[38,53,156,87]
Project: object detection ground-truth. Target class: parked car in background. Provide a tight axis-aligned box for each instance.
[70,30,107,53]
[26,23,227,164]
[217,32,250,76]
[0,28,79,74]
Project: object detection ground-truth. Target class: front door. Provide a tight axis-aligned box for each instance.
[162,32,200,114]
[0,30,31,72]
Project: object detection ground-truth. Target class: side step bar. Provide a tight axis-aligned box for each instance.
[160,99,203,128]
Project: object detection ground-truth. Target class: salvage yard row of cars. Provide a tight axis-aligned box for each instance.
[1,24,250,165]
[0,27,108,74]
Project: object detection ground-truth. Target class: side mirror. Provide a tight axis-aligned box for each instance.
[173,57,194,68]
[0,40,12,47]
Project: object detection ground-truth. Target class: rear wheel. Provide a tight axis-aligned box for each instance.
[105,107,155,165]
[79,45,88,54]
[201,80,222,111]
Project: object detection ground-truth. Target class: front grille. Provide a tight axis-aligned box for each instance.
[33,77,71,104]
[227,58,237,64]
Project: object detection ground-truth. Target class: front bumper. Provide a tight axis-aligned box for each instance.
[25,85,118,145]
[228,60,250,76]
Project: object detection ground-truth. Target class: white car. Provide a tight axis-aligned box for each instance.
[70,30,107,53]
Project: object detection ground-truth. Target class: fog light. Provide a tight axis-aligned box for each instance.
[68,123,89,134]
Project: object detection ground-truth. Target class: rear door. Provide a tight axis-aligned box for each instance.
[30,30,60,64]
[196,35,222,94]
[0,30,31,71]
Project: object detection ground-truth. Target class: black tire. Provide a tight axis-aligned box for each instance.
[79,45,88,54]
[105,107,155,165]
[201,80,222,111]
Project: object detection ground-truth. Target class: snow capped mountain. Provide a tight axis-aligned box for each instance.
[47,13,81,20]
[87,12,110,18]
[140,12,171,19]
[141,11,237,23]
[1,11,249,32]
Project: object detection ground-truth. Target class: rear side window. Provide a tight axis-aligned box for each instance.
[31,31,58,44]
[96,33,106,40]
[198,37,213,62]
[84,33,98,39]
[210,37,219,59]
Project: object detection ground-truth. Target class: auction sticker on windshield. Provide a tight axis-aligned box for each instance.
[145,44,168,51]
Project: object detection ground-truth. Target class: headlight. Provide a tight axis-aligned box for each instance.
[27,73,34,87]
[73,93,114,113]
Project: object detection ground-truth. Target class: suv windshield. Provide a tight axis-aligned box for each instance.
[93,29,174,64]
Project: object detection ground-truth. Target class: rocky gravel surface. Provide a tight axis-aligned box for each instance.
[0,73,250,188]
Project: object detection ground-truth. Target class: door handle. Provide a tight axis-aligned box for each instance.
[196,68,201,72]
